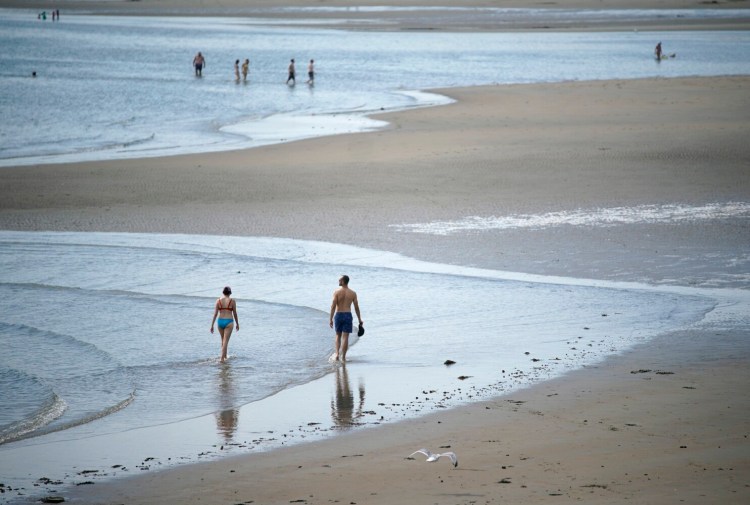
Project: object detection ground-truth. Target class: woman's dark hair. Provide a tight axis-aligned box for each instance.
[223,286,232,296]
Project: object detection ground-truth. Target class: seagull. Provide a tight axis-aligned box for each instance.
[408,448,458,467]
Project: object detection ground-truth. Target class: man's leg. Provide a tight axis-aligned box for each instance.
[334,332,342,360]
[340,333,350,361]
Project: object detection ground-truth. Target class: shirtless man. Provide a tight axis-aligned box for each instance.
[306,59,315,85]
[329,275,363,362]
[241,58,249,81]
[193,52,205,76]
[286,58,296,85]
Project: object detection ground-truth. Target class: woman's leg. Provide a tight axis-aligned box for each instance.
[220,323,234,362]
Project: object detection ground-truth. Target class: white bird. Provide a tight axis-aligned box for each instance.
[408,448,458,467]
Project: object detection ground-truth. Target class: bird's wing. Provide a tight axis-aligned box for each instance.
[408,448,432,459]
[438,452,458,467]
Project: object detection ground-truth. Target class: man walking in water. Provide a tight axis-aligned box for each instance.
[193,52,205,76]
[306,59,315,85]
[329,275,363,362]
[286,58,296,85]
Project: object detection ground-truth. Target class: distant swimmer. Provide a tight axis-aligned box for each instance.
[329,275,363,362]
[211,286,240,363]
[242,58,249,82]
[234,59,240,82]
[306,59,315,85]
[193,51,205,76]
[286,58,296,85]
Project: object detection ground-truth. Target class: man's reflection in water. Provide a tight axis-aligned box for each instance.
[215,364,239,441]
[331,364,365,428]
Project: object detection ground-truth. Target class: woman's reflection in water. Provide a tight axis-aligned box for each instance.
[215,364,239,441]
[331,364,365,428]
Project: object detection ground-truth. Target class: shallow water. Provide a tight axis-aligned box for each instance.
[391,202,750,235]
[0,231,712,445]
[1,10,749,166]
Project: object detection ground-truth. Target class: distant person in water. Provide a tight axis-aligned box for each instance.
[655,42,662,60]
[242,58,249,81]
[193,52,205,76]
[211,286,239,363]
[329,275,363,362]
[307,59,315,85]
[286,58,296,85]
[234,59,240,81]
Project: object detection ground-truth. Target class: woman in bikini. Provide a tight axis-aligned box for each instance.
[210,286,239,363]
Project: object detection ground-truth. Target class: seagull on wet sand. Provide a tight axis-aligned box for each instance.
[408,448,458,467]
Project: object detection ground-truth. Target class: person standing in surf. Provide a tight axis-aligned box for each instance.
[193,51,205,76]
[329,275,363,362]
[286,58,296,85]
[306,59,315,85]
[211,286,239,363]
[241,58,249,82]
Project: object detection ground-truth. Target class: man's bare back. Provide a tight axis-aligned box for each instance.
[332,286,358,313]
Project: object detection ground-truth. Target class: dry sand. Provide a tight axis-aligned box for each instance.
[1,4,749,499]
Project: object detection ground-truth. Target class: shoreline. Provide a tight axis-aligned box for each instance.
[2,71,749,503]
[64,323,749,505]
[0,230,725,494]
[2,233,746,504]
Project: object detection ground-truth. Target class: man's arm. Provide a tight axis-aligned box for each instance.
[329,292,338,328]
[353,294,362,324]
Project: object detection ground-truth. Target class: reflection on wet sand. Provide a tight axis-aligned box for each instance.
[331,364,365,428]
[215,364,239,441]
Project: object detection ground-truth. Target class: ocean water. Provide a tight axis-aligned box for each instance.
[1,9,749,166]
[392,202,750,235]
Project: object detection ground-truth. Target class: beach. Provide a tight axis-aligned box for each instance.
[2,74,748,504]
[1,1,749,504]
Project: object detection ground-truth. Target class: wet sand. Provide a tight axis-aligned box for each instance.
[1,77,747,286]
